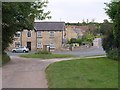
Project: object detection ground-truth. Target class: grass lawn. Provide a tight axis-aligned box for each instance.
[46,57,118,88]
[20,53,74,59]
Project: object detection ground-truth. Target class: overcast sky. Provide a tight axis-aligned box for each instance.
[36,0,111,23]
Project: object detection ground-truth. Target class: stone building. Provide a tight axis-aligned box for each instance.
[8,22,65,51]
[35,22,65,51]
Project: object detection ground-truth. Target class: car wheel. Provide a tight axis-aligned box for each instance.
[12,50,16,53]
[23,50,26,53]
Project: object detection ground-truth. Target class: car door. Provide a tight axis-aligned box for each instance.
[17,47,22,52]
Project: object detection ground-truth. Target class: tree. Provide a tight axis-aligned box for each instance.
[103,1,120,60]
[82,32,95,45]
[105,1,120,48]
[76,38,82,45]
[2,1,51,52]
[100,19,113,35]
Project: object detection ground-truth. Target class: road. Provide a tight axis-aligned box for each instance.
[53,46,106,57]
[7,46,106,57]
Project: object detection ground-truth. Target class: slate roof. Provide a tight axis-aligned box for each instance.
[34,22,65,31]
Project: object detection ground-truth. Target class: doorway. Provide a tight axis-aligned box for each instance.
[27,42,31,51]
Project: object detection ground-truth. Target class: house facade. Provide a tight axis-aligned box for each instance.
[65,25,89,40]
[8,22,65,51]
[8,30,37,51]
[35,22,65,51]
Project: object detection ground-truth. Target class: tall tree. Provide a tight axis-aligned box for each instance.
[2,0,51,52]
[105,1,120,49]
[103,1,120,60]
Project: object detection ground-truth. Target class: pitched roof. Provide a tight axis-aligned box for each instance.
[34,22,65,31]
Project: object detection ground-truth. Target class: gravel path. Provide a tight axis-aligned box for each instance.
[2,56,72,88]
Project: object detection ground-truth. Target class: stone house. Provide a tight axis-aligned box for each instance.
[8,30,37,51]
[65,25,89,40]
[8,22,65,51]
[35,22,65,51]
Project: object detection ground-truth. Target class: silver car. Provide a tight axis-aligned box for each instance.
[12,47,29,53]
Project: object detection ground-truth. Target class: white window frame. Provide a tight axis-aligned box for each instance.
[15,41,21,47]
[27,31,32,37]
[37,31,42,37]
[50,31,54,37]
[37,42,43,48]
[15,31,21,38]
[37,38,42,48]
[50,38,55,48]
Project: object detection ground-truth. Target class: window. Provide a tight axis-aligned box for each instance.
[37,31,42,37]
[15,32,21,37]
[37,42,42,48]
[50,43,55,49]
[27,31,31,37]
[50,39,55,48]
[37,38,42,48]
[50,31,54,37]
[15,42,21,47]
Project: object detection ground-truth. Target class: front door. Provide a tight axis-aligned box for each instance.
[27,42,31,51]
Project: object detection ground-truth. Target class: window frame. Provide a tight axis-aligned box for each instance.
[15,41,21,47]
[37,31,42,37]
[15,31,21,38]
[50,31,54,37]
[27,31,32,37]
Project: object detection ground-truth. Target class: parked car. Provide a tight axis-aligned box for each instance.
[12,46,29,53]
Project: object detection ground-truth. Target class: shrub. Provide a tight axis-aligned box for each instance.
[107,49,120,60]
[2,52,10,66]
[35,50,52,54]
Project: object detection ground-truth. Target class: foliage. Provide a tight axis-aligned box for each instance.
[2,1,51,52]
[76,38,82,45]
[46,57,118,88]
[103,1,120,60]
[82,32,95,45]
[1,52,10,66]
[100,20,113,35]
[67,38,82,46]
[67,38,76,44]
[107,49,120,60]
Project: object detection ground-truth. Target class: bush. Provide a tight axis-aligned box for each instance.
[35,50,52,54]
[107,49,120,60]
[2,52,10,66]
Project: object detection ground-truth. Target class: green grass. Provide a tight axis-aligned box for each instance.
[46,57,118,88]
[20,53,74,59]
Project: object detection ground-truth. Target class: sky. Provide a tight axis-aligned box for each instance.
[35,0,111,23]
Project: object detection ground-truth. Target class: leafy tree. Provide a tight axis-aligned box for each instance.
[2,1,51,52]
[76,38,82,45]
[100,19,113,35]
[103,1,120,60]
[82,32,95,45]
